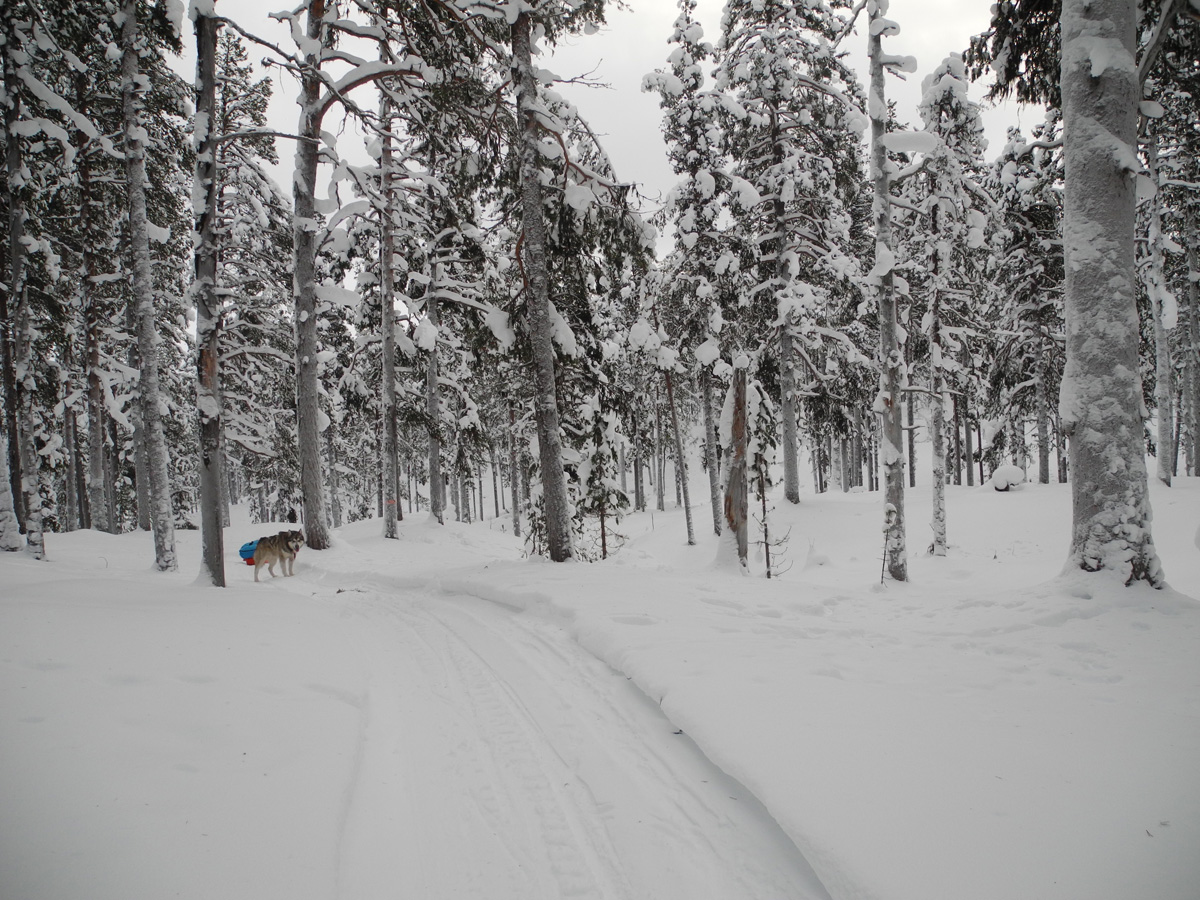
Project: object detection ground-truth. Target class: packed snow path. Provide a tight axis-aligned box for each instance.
[325,581,830,900]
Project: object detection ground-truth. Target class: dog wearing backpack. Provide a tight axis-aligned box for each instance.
[240,530,306,582]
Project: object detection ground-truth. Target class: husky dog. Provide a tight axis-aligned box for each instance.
[253,529,305,582]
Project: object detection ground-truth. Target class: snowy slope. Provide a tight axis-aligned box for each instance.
[2,476,1198,900]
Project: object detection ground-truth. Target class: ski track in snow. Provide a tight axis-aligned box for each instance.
[318,579,830,900]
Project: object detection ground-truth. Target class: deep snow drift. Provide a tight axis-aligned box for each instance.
[2,475,1198,900]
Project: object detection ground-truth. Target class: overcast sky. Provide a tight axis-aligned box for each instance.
[181,1,1033,216]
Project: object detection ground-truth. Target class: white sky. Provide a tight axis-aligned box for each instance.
[177,0,1034,219]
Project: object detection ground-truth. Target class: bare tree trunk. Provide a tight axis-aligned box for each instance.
[62,368,79,531]
[508,403,520,537]
[0,31,22,535]
[193,8,224,585]
[654,389,666,512]
[380,96,400,539]
[1036,369,1050,483]
[1059,0,1161,583]
[426,293,444,524]
[122,0,176,569]
[0,434,20,550]
[723,367,749,569]
[701,367,721,535]
[963,392,975,487]
[665,371,694,545]
[292,0,331,549]
[511,11,572,561]
[1186,207,1200,476]
[868,7,907,581]
[4,44,41,558]
[930,355,948,557]
[780,323,800,503]
[1145,124,1174,486]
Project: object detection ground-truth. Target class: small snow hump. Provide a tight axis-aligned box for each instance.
[989,464,1026,492]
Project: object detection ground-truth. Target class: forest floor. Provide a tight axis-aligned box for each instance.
[2,472,1199,900]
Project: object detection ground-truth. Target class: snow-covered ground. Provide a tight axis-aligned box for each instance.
[3,473,1198,900]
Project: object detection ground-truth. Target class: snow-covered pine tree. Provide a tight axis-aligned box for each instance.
[985,117,1066,487]
[644,0,729,536]
[191,1,223,585]
[904,53,988,556]
[120,0,178,570]
[715,0,862,507]
[865,0,918,581]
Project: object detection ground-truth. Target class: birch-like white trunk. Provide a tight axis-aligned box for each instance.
[292,0,331,550]
[868,5,907,581]
[193,8,224,586]
[511,11,572,561]
[1059,0,1161,584]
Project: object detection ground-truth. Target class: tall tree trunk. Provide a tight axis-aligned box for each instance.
[511,11,572,561]
[380,94,400,539]
[122,0,176,569]
[0,27,22,534]
[1036,368,1051,484]
[0,434,20,550]
[292,0,331,549]
[701,367,722,535]
[508,402,520,537]
[780,322,801,503]
[665,371,694,545]
[930,349,947,556]
[80,146,110,532]
[1145,124,1174,486]
[5,39,42,558]
[426,293,444,524]
[193,8,224,585]
[654,388,666,511]
[963,393,975,487]
[1186,207,1200,476]
[868,7,907,581]
[1059,0,1161,584]
[327,420,342,529]
[63,374,79,531]
[723,367,749,569]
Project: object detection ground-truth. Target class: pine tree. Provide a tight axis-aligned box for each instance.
[1059,0,1161,583]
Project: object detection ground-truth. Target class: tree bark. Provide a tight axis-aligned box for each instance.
[508,402,520,537]
[3,37,41,557]
[425,292,444,524]
[193,8,225,585]
[122,0,176,569]
[1059,0,1161,583]
[701,367,722,535]
[380,95,400,539]
[868,8,907,580]
[780,322,801,503]
[1145,124,1173,486]
[292,0,331,549]
[723,367,749,569]
[665,371,694,545]
[511,11,572,561]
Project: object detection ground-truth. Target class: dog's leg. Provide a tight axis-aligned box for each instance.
[254,559,262,582]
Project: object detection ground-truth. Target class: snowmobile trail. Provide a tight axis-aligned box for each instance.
[318,580,831,900]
